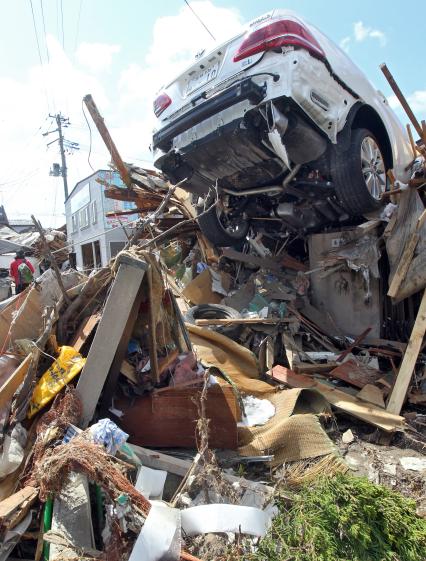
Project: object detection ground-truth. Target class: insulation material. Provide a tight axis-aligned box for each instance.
[240,396,276,427]
[181,504,273,537]
[129,502,180,561]
[239,389,335,466]
[135,466,167,500]
[0,424,27,478]
[28,346,86,418]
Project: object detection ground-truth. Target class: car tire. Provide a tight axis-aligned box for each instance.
[184,303,242,339]
[332,127,388,215]
[197,194,249,247]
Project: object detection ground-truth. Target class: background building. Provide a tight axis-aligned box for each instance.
[65,170,137,271]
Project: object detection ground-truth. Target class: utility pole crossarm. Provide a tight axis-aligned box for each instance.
[83,94,132,188]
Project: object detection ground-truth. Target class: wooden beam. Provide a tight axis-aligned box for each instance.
[83,95,131,188]
[380,64,425,143]
[0,354,32,411]
[31,216,71,305]
[194,317,294,326]
[70,313,100,352]
[386,290,426,415]
[76,258,148,427]
[269,365,405,432]
[387,233,419,298]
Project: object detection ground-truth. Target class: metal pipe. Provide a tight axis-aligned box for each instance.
[282,164,302,187]
[221,185,284,196]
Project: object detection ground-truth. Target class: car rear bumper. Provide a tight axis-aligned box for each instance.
[152,78,267,151]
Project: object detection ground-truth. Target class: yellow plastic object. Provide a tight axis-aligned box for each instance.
[28,346,86,418]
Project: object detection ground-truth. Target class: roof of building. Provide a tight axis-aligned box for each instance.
[8,219,34,226]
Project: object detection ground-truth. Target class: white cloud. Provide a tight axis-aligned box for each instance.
[340,21,387,52]
[0,1,243,227]
[353,21,387,46]
[76,42,121,72]
[117,0,243,157]
[387,90,426,118]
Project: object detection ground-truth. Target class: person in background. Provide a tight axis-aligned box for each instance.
[9,250,34,294]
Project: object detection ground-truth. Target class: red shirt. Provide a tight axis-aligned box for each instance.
[9,258,35,285]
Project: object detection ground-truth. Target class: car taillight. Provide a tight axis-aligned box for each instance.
[233,19,325,62]
[153,93,172,117]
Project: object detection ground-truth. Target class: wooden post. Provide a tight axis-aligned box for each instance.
[83,94,131,188]
[386,290,426,414]
[31,215,71,305]
[380,64,426,144]
[76,257,148,427]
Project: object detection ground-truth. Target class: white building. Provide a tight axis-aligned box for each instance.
[65,170,138,271]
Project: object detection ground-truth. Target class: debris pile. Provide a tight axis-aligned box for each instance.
[0,88,425,561]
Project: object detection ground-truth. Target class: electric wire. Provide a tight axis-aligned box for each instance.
[184,0,216,41]
[60,0,65,49]
[39,0,50,64]
[81,100,94,171]
[74,0,83,51]
[29,0,51,112]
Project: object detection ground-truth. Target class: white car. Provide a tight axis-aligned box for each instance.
[152,10,413,246]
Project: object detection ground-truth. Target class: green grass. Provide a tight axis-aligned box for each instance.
[247,473,426,561]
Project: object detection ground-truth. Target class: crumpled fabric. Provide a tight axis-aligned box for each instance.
[89,418,129,455]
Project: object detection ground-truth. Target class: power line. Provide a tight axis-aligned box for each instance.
[39,0,50,64]
[74,0,83,51]
[81,100,94,171]
[184,0,216,41]
[28,0,52,113]
[29,0,44,67]
[60,0,65,50]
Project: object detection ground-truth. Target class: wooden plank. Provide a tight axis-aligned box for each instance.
[76,260,147,427]
[336,327,372,362]
[130,445,274,495]
[293,362,338,374]
[0,486,38,523]
[387,232,419,298]
[115,385,239,449]
[70,313,100,352]
[328,359,382,389]
[194,317,293,326]
[0,354,32,411]
[269,365,405,432]
[222,248,281,272]
[386,290,426,415]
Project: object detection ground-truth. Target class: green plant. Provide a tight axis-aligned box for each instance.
[247,473,426,561]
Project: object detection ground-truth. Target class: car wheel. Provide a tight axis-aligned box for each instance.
[197,193,249,247]
[332,127,388,215]
[184,303,242,339]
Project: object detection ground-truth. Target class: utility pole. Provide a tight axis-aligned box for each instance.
[43,113,79,201]
[56,114,69,199]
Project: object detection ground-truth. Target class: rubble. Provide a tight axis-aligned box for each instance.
[0,78,425,561]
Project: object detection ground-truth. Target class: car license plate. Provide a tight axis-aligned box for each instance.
[186,63,219,95]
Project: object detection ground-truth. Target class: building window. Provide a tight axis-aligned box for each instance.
[110,241,126,259]
[92,201,97,224]
[71,214,78,233]
[79,206,90,229]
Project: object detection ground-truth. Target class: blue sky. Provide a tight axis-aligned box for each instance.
[0,0,425,226]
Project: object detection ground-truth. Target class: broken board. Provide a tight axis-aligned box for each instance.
[268,366,405,432]
[115,384,239,449]
[77,259,147,427]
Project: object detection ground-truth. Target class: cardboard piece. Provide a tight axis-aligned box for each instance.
[182,269,231,305]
